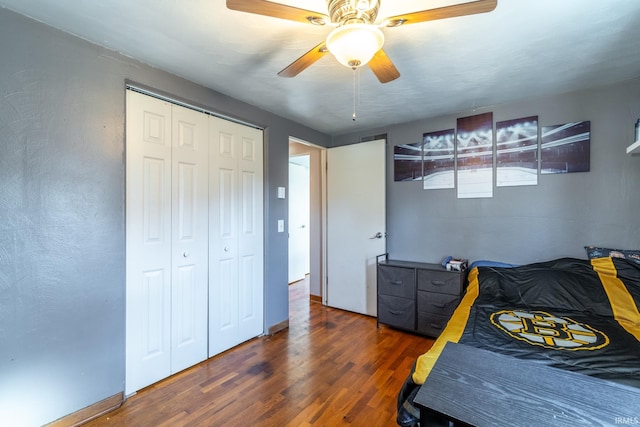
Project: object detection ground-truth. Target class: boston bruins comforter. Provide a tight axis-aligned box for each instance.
[397,257,640,426]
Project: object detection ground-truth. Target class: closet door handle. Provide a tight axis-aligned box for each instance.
[182,251,189,258]
[224,246,230,252]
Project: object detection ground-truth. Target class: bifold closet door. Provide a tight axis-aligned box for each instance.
[125,91,208,395]
[169,103,209,374]
[208,116,264,357]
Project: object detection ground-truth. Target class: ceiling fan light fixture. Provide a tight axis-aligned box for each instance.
[326,23,384,68]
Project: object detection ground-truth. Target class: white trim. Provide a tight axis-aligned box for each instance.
[321,148,328,305]
[125,84,262,130]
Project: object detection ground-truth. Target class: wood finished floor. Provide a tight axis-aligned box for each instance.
[85,278,433,426]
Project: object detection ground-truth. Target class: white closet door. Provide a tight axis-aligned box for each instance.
[170,104,209,373]
[126,91,173,394]
[237,122,264,344]
[209,116,264,357]
[126,91,209,394]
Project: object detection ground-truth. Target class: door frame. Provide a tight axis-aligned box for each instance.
[288,136,387,309]
[288,137,326,302]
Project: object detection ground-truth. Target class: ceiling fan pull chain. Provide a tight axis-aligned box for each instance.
[352,67,357,121]
[352,68,356,121]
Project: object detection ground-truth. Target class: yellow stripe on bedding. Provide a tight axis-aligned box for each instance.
[412,267,480,385]
[592,257,640,342]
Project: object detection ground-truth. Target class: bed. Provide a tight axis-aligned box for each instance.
[396,250,640,426]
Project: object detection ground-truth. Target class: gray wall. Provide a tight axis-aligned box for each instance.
[334,78,640,265]
[3,3,640,424]
[0,8,330,425]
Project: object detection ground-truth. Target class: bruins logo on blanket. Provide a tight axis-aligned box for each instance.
[490,310,609,350]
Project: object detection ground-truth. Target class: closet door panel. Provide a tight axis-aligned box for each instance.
[218,258,239,329]
[241,171,255,235]
[170,104,209,374]
[173,264,197,348]
[143,158,167,243]
[209,257,239,355]
[141,270,169,359]
[209,120,239,356]
[209,117,264,357]
[126,91,172,395]
[239,254,257,322]
[238,128,264,340]
[218,168,237,241]
[176,163,195,238]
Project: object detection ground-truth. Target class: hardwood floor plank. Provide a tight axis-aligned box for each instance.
[84,278,433,426]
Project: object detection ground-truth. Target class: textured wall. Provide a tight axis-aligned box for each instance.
[334,78,640,265]
[0,8,330,425]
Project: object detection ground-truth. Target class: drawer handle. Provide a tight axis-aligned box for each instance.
[390,280,403,285]
[431,280,446,286]
[430,323,444,328]
[431,303,446,309]
[389,310,404,315]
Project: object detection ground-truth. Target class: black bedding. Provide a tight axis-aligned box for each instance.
[397,257,640,426]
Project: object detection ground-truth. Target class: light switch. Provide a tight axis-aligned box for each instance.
[277,219,284,232]
[278,187,286,199]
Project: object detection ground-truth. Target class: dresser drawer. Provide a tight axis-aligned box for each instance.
[417,269,463,295]
[417,313,451,338]
[378,265,415,298]
[417,291,460,317]
[378,294,415,330]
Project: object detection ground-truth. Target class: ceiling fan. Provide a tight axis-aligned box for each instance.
[226,0,497,83]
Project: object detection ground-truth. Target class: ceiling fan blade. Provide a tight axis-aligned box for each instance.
[384,0,497,27]
[368,49,400,83]
[278,42,329,78]
[226,0,329,25]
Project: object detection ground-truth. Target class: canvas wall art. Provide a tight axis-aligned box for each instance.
[540,121,590,174]
[394,142,423,181]
[496,116,539,187]
[456,112,494,198]
[422,129,455,190]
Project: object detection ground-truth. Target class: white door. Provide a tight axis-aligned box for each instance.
[209,116,264,357]
[288,158,310,283]
[326,139,386,316]
[125,91,208,395]
[126,91,172,394]
[169,104,209,373]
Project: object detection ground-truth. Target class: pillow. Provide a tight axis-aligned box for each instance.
[468,260,519,270]
[585,246,640,266]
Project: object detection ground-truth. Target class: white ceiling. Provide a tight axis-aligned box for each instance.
[2,0,640,136]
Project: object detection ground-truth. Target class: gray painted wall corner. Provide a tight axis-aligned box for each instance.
[0,7,331,425]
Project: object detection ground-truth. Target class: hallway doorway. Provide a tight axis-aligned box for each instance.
[288,139,323,303]
[288,154,310,284]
